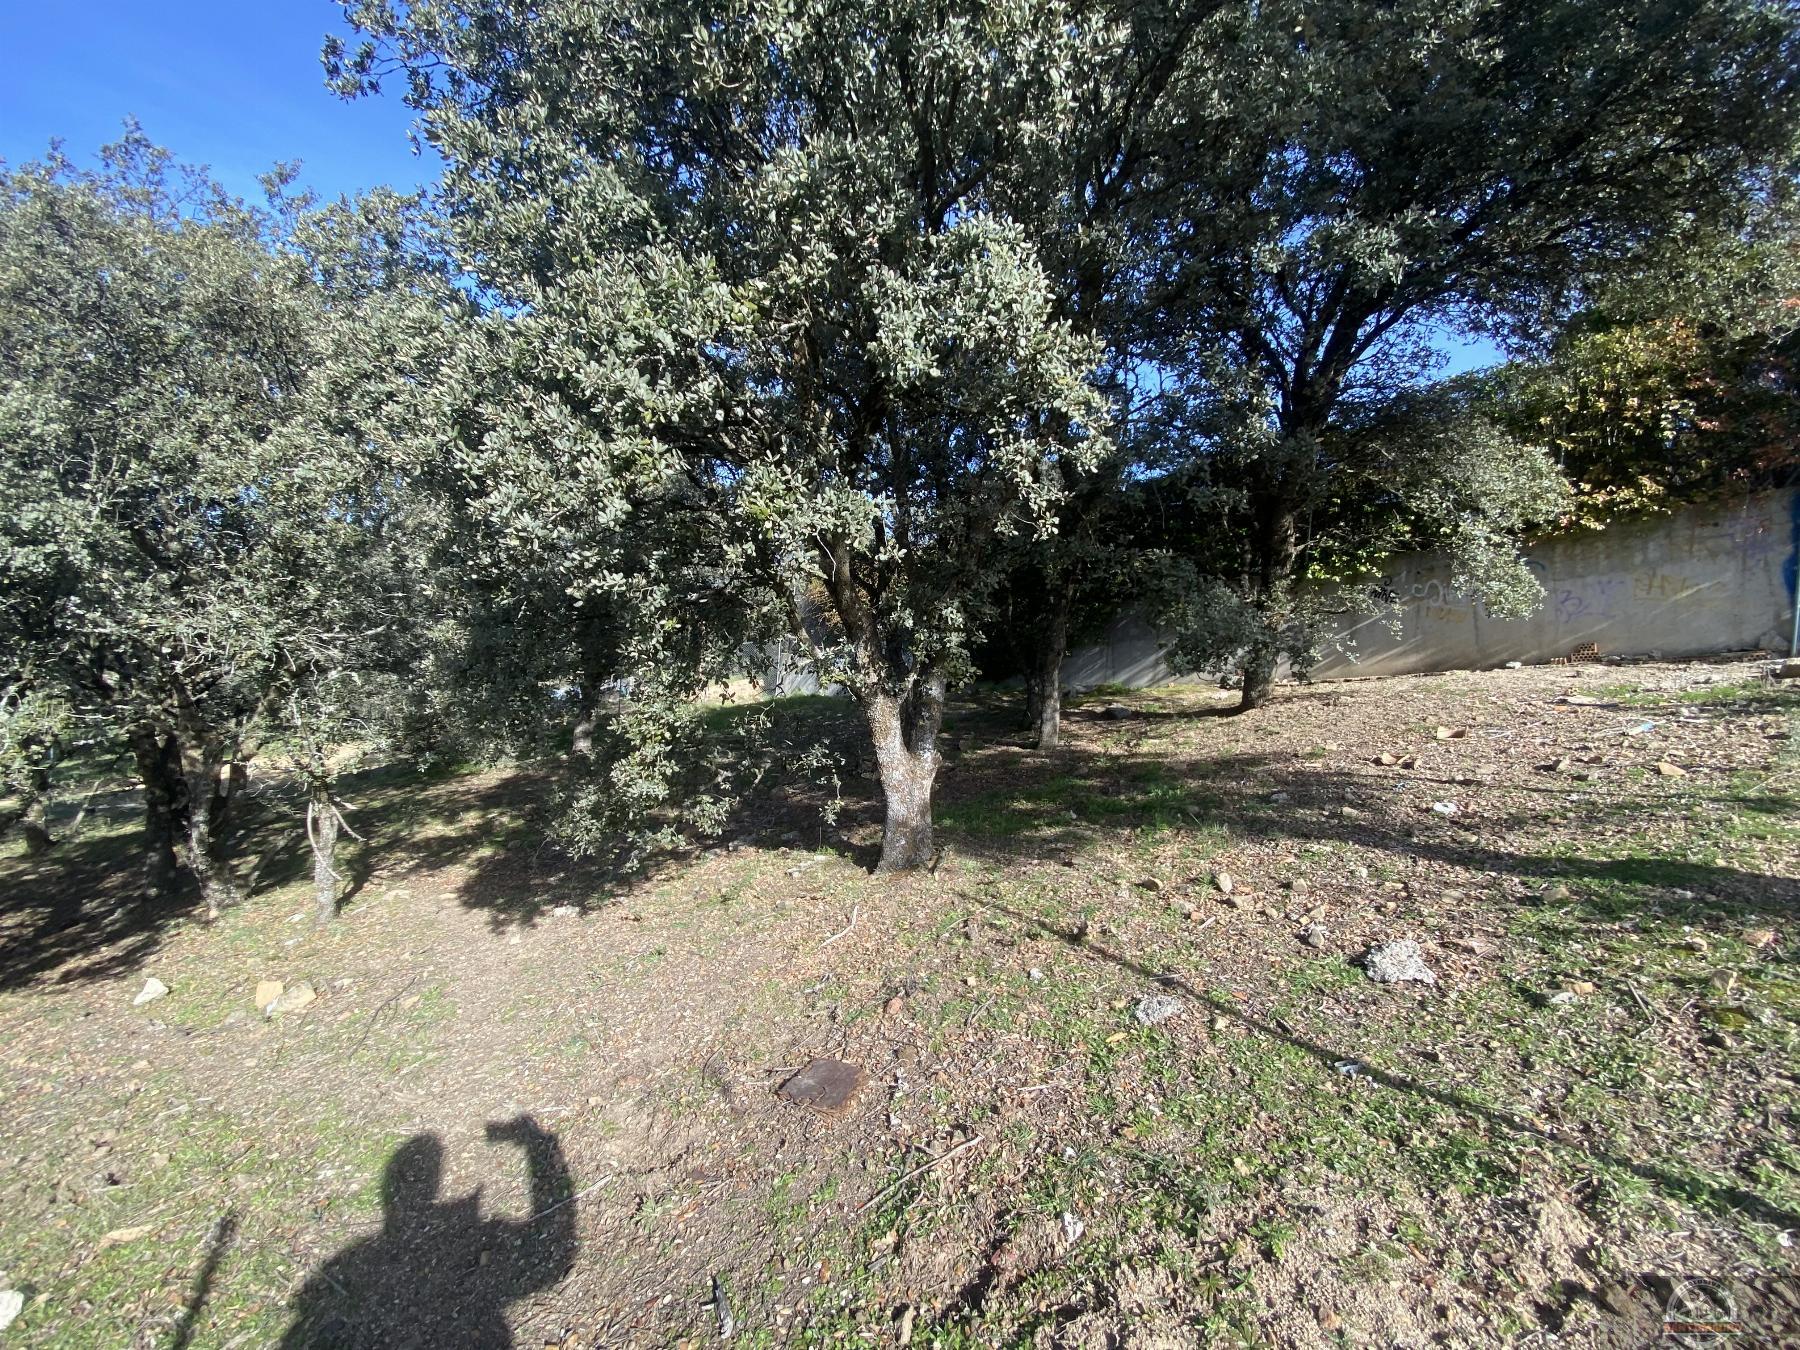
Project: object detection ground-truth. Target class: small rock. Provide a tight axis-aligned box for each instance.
[99,1225,151,1249]
[883,995,905,1016]
[1745,928,1779,949]
[1434,725,1466,740]
[1548,989,1578,1005]
[897,1305,917,1346]
[267,981,317,1017]
[1428,800,1459,817]
[132,978,169,1007]
[254,980,284,1014]
[1300,923,1330,949]
[1134,994,1182,1025]
[1137,877,1164,893]
[1375,752,1399,766]
[1027,967,1046,982]
[1363,939,1437,985]
[1101,704,1133,720]
[1061,1211,1085,1243]
[1213,870,1235,895]
[0,1289,19,1332]
[1655,761,1687,777]
[549,904,578,918]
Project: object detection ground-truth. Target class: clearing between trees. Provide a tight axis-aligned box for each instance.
[1,659,1796,1348]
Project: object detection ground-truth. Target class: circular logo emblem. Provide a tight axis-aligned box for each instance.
[1663,1277,1741,1341]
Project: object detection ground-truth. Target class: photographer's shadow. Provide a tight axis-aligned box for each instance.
[282,1116,577,1349]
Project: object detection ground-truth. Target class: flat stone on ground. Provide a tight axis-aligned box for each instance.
[778,1058,866,1114]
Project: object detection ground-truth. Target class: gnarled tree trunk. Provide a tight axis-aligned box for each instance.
[178,743,241,920]
[308,781,341,929]
[129,725,184,898]
[865,672,947,873]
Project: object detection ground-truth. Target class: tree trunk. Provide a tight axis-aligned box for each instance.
[129,725,184,899]
[1238,503,1300,712]
[865,676,946,873]
[17,790,53,855]
[180,756,240,919]
[309,783,340,929]
[1032,589,1072,751]
[4,757,56,854]
[1023,676,1043,737]
[570,706,597,758]
[1239,646,1278,710]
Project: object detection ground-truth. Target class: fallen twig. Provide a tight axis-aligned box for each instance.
[821,903,860,948]
[855,1134,984,1215]
[349,973,423,1061]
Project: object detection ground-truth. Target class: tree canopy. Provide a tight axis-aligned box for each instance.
[6,0,1799,893]
[0,130,456,905]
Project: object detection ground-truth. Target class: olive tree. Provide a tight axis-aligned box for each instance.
[331,0,1113,870]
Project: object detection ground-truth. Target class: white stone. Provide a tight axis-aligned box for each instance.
[1363,939,1437,985]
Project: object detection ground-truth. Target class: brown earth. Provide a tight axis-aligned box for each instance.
[1,658,1797,1347]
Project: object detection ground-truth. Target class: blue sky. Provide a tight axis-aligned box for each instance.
[0,2,432,203]
[0,1,1503,375]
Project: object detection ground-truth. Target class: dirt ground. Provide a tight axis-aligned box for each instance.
[1,658,1797,1348]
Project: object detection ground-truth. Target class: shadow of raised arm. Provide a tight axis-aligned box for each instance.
[482,1114,578,1299]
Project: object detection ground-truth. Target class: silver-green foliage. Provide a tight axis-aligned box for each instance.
[0,129,457,900]
[332,0,1113,866]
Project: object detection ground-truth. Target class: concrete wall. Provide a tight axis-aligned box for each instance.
[1060,489,1800,689]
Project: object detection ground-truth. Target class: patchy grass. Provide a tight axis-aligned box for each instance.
[1,660,1797,1345]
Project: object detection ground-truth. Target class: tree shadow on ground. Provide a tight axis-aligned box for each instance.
[978,896,1800,1235]
[425,684,1798,931]
[433,695,1030,929]
[0,814,196,992]
[7,684,1791,974]
[282,1116,577,1350]
[939,740,1800,923]
[0,759,559,989]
